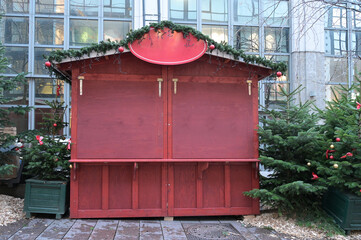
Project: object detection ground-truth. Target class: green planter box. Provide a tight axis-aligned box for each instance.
[323,188,361,234]
[24,179,69,219]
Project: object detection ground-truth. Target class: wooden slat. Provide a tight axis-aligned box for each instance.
[102,165,109,210]
[132,163,139,210]
[225,163,231,208]
[70,158,260,163]
[0,219,30,240]
[167,163,174,216]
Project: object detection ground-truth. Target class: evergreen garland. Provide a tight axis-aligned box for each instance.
[45,21,287,83]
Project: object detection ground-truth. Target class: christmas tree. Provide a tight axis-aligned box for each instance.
[245,86,327,214]
[316,81,361,196]
[21,82,70,181]
[0,37,29,176]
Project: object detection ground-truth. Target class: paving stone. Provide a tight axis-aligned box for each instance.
[247,226,282,240]
[139,221,162,240]
[0,219,30,240]
[227,222,258,240]
[114,220,139,240]
[62,219,97,240]
[8,218,54,240]
[88,220,118,240]
[161,221,187,240]
[36,219,75,240]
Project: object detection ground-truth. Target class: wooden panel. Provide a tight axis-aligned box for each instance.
[173,163,197,209]
[108,164,133,209]
[230,163,253,207]
[138,163,163,209]
[77,79,163,159]
[78,165,102,209]
[172,81,253,158]
[202,163,225,208]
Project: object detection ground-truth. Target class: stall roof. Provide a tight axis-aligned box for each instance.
[46,21,286,82]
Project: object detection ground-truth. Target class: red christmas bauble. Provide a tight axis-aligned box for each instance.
[53,123,57,127]
[330,155,334,159]
[276,71,282,77]
[336,138,341,142]
[118,47,124,53]
[209,44,215,50]
[45,61,51,67]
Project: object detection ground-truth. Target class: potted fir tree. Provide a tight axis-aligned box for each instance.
[22,83,71,219]
[317,81,361,234]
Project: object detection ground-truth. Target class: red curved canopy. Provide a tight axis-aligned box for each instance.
[129,27,207,65]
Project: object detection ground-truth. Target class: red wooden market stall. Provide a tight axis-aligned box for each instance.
[53,25,274,219]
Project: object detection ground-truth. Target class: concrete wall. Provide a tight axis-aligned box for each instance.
[291,0,326,109]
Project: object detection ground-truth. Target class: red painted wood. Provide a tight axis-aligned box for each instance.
[78,165,102,210]
[108,164,132,209]
[173,163,197,209]
[171,80,253,158]
[70,66,80,219]
[70,158,260,163]
[132,163,139,209]
[138,163,163,210]
[102,165,109,210]
[230,163,253,207]
[225,164,231,208]
[62,52,270,218]
[129,27,207,65]
[77,79,163,159]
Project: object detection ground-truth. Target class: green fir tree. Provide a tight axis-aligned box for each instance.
[245,86,327,214]
[0,39,29,176]
[21,83,70,181]
[316,81,361,196]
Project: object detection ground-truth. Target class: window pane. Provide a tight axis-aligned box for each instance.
[170,0,197,21]
[5,47,28,74]
[352,8,361,29]
[325,30,347,56]
[2,79,29,105]
[202,25,228,43]
[104,21,131,42]
[202,0,228,23]
[36,0,64,14]
[354,58,361,82]
[325,6,347,28]
[264,82,289,106]
[233,0,258,25]
[325,57,348,83]
[35,18,64,46]
[70,0,99,17]
[352,31,361,56]
[326,85,347,102]
[104,0,132,18]
[69,19,98,46]
[35,79,64,105]
[1,109,28,134]
[263,0,288,26]
[234,26,259,52]
[265,55,289,79]
[0,0,29,13]
[264,27,289,53]
[34,48,62,75]
[0,17,29,44]
[35,107,66,131]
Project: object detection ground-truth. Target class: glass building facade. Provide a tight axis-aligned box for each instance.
[3,0,357,136]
